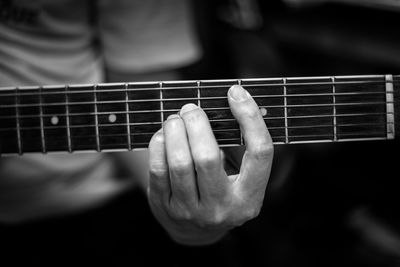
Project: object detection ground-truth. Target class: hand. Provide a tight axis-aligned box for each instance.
[147,85,274,245]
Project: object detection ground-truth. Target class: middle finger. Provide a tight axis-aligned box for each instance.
[164,114,198,206]
[179,104,229,203]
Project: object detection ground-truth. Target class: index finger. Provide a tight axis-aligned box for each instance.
[227,85,274,198]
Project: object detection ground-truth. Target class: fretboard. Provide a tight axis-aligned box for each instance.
[0,74,398,156]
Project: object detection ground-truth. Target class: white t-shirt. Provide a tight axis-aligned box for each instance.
[0,0,201,222]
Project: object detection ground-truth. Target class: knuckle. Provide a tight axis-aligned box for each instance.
[195,209,227,228]
[194,150,220,170]
[242,206,261,222]
[169,158,193,177]
[149,165,168,178]
[250,139,274,160]
[168,202,193,222]
[176,210,193,222]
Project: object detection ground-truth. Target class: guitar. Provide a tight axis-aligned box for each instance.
[0,74,399,156]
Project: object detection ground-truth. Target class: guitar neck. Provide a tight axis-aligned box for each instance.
[0,74,399,155]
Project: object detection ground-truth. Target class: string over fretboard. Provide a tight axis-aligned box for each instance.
[0,74,397,155]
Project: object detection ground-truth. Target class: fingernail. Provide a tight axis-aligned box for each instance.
[229,85,250,101]
[154,128,163,136]
[180,103,198,116]
[163,114,180,127]
[167,114,180,120]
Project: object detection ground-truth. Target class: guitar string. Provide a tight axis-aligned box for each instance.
[0,83,392,143]
[7,132,388,149]
[34,127,386,139]
[0,79,390,97]
[7,132,389,144]
[1,121,390,134]
[3,126,388,153]
[0,91,391,109]
[1,106,391,145]
[0,110,391,132]
[0,110,389,120]
[0,101,392,118]
[1,77,395,152]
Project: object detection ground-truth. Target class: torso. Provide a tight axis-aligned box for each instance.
[0,0,124,222]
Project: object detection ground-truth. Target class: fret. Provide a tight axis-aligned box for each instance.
[68,85,97,151]
[38,87,46,153]
[237,79,244,145]
[163,81,198,118]
[197,81,201,108]
[200,79,240,145]
[283,78,289,143]
[16,88,22,154]
[385,75,395,139]
[18,86,42,153]
[96,83,128,150]
[331,77,338,141]
[128,82,161,148]
[335,76,387,140]
[41,85,69,152]
[241,78,286,143]
[160,82,164,123]
[65,86,72,152]
[286,77,334,143]
[94,85,100,151]
[125,83,132,150]
[0,87,20,154]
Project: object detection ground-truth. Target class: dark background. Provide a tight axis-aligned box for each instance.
[1,1,400,266]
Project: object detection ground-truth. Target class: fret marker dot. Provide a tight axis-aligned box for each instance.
[51,116,59,125]
[108,114,117,123]
[260,108,267,117]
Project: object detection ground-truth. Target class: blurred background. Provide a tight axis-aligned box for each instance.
[185,0,400,265]
[2,0,400,266]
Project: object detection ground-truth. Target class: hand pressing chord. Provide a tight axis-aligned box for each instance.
[147,85,274,245]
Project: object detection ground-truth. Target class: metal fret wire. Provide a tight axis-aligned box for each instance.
[65,85,72,152]
[283,78,289,143]
[15,87,22,155]
[94,85,100,151]
[238,79,244,145]
[39,86,46,153]
[331,77,338,141]
[160,82,164,124]
[125,83,132,150]
[197,81,201,107]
